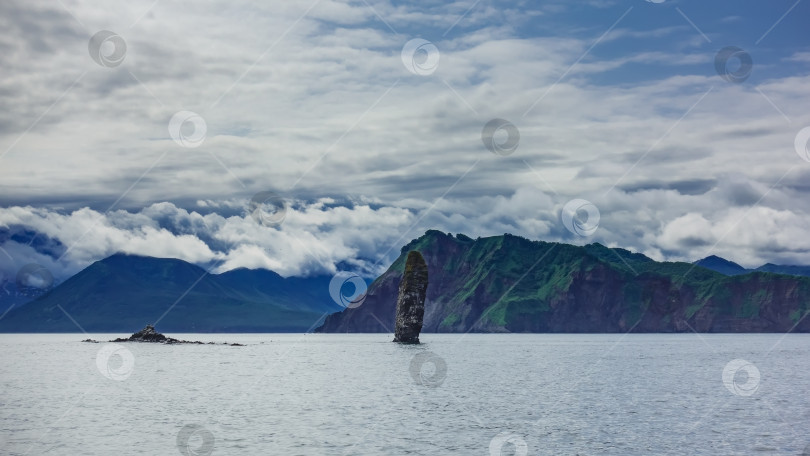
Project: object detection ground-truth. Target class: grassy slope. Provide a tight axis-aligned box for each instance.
[386,231,810,332]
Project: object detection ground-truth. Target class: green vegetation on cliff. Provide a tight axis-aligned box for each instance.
[319,230,810,333]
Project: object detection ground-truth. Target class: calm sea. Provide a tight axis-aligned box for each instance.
[1,333,808,455]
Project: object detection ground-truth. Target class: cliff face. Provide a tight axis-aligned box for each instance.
[317,230,810,333]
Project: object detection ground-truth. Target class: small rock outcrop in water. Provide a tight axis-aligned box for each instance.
[82,324,245,346]
[393,251,428,344]
[112,324,182,343]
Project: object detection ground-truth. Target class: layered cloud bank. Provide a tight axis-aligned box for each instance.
[4,173,810,284]
[0,199,410,281]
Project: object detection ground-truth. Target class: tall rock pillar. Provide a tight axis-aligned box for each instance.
[393,251,428,344]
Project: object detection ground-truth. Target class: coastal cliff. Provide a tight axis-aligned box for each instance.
[317,230,810,333]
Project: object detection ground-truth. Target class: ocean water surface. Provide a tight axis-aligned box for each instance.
[1,333,808,455]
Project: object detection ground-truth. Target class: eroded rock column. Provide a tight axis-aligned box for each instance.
[393,251,428,344]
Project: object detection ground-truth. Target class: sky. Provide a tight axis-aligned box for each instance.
[0,0,809,283]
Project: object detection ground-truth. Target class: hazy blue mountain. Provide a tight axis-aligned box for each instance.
[694,255,748,276]
[0,274,58,313]
[695,256,810,279]
[0,254,340,332]
[755,263,810,277]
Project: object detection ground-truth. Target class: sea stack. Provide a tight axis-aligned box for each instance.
[393,251,428,344]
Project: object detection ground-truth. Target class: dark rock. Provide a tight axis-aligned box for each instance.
[393,251,428,344]
[111,324,183,343]
[108,324,244,346]
[81,339,99,343]
[127,324,168,342]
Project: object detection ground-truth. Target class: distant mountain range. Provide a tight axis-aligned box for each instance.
[3,231,810,333]
[318,230,810,333]
[0,254,341,332]
[694,255,810,278]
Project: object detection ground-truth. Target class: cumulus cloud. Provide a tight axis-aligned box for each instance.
[4,169,810,283]
[0,200,417,280]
